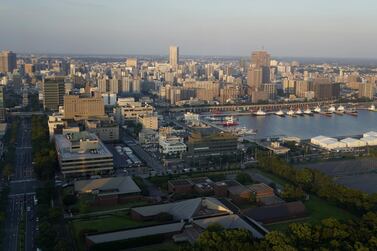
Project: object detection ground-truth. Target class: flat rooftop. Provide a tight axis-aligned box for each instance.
[55,134,113,161]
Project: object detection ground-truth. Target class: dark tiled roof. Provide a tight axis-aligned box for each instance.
[242,201,307,224]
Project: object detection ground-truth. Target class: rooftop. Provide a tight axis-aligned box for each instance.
[74,176,141,196]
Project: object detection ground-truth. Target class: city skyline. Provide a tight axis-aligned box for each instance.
[1,0,377,58]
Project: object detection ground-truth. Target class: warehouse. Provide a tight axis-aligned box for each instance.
[319,138,346,150]
[360,136,377,146]
[340,138,367,148]
[363,131,377,138]
[310,135,331,145]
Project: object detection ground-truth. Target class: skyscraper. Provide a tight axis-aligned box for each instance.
[169,46,179,68]
[247,67,262,92]
[43,77,65,111]
[251,51,271,84]
[0,50,17,73]
[251,51,270,67]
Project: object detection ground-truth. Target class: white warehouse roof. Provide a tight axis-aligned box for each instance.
[360,136,377,146]
[340,138,367,148]
[363,131,377,138]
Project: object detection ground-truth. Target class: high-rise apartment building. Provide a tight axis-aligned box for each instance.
[0,50,17,73]
[43,77,65,111]
[169,46,179,68]
[313,78,340,100]
[358,83,375,99]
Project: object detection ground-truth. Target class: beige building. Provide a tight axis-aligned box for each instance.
[85,119,119,142]
[126,58,138,68]
[64,94,105,119]
[358,82,375,99]
[138,113,158,130]
[169,46,179,68]
[0,50,17,73]
[55,131,113,177]
[247,67,262,94]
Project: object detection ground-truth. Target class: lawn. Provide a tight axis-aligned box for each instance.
[134,241,184,251]
[267,195,357,232]
[70,212,155,251]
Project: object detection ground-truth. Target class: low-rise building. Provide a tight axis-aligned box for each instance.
[340,137,367,148]
[159,134,187,156]
[137,113,158,130]
[85,119,119,142]
[74,176,142,206]
[55,131,113,177]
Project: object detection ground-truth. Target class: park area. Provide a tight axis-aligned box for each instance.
[297,158,377,194]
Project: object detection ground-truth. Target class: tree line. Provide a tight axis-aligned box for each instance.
[31,115,71,251]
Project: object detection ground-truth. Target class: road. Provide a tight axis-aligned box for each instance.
[2,117,37,251]
[121,130,164,174]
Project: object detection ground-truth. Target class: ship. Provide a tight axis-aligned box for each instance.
[328,105,336,113]
[287,109,296,117]
[345,109,358,116]
[368,104,376,111]
[295,108,303,116]
[275,110,285,117]
[217,116,239,127]
[303,107,313,115]
[335,105,345,115]
[254,108,267,116]
[313,106,321,113]
[233,127,257,136]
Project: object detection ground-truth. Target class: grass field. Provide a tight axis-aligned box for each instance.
[267,195,357,232]
[70,212,155,251]
[134,241,184,251]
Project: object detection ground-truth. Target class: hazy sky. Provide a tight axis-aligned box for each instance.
[1,0,377,57]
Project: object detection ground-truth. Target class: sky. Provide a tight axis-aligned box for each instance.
[1,0,377,58]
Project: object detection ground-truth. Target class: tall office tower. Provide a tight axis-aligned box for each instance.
[358,82,375,99]
[0,50,17,73]
[43,77,65,111]
[0,86,5,122]
[251,51,270,67]
[126,58,137,68]
[169,46,179,68]
[247,66,262,92]
[251,51,271,83]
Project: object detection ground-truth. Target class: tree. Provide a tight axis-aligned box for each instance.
[63,194,77,206]
[2,164,13,180]
[236,172,253,185]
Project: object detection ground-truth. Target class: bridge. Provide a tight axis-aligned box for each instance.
[157,100,347,113]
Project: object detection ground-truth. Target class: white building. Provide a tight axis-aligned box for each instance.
[360,136,377,146]
[55,131,113,177]
[102,93,117,106]
[159,135,186,155]
[319,138,346,150]
[340,138,367,148]
[310,135,330,145]
[363,131,377,138]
